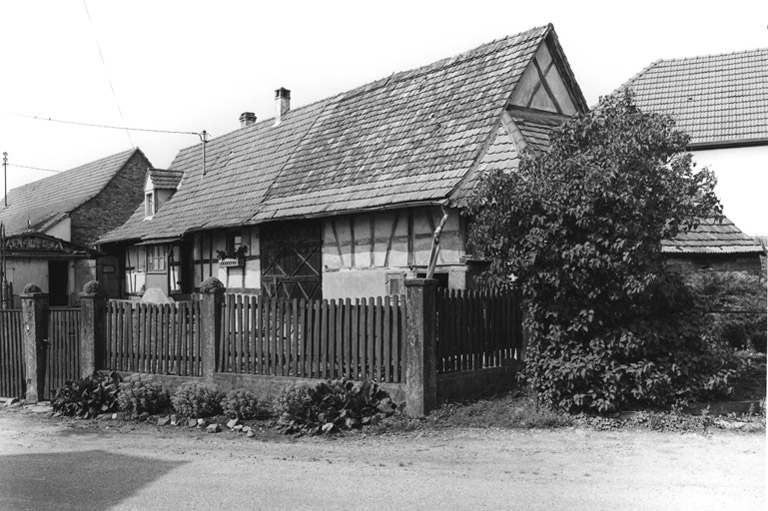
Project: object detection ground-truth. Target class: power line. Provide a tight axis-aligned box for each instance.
[8,163,63,174]
[3,111,202,137]
[82,0,133,148]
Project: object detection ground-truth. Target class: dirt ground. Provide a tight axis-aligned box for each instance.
[0,405,764,511]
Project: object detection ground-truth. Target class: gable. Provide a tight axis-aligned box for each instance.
[509,34,587,115]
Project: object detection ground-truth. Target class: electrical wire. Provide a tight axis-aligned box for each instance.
[8,163,63,174]
[2,111,202,137]
[82,0,134,148]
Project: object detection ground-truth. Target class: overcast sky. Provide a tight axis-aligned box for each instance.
[1,0,766,192]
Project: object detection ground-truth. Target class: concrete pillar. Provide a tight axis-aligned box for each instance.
[199,277,225,383]
[79,280,106,378]
[21,284,49,402]
[404,278,438,417]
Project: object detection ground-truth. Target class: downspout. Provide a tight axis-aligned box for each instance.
[426,205,450,279]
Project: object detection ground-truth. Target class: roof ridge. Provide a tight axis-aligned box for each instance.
[654,47,768,64]
[8,147,137,195]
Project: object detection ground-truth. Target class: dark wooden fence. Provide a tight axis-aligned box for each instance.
[105,300,203,376]
[46,307,80,395]
[436,288,522,374]
[0,309,25,398]
[219,294,406,383]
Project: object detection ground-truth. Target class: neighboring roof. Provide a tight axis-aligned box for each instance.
[0,149,141,236]
[149,169,183,190]
[663,216,765,255]
[99,24,587,244]
[618,48,768,147]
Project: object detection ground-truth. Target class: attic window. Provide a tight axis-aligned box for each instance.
[145,191,155,218]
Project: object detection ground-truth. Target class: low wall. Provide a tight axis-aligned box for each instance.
[436,363,522,403]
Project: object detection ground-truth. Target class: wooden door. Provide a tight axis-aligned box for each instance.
[261,221,322,300]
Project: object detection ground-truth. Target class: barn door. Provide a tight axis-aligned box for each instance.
[261,221,322,300]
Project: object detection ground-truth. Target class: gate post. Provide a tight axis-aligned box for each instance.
[404,278,438,417]
[79,281,106,377]
[21,284,49,402]
[200,277,225,383]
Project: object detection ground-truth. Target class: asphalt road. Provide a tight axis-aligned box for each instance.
[0,406,764,511]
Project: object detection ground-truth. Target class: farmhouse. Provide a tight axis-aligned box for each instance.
[0,149,151,306]
[97,24,588,300]
[615,48,767,272]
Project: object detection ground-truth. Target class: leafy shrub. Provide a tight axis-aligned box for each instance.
[467,93,730,414]
[51,371,122,418]
[275,379,397,435]
[117,374,170,416]
[686,271,767,353]
[171,383,224,418]
[222,389,268,420]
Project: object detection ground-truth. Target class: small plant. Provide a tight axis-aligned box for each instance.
[275,379,397,435]
[51,371,122,419]
[171,383,224,418]
[117,374,170,417]
[222,389,268,420]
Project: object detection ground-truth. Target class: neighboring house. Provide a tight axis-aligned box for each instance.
[0,149,152,306]
[615,48,767,272]
[97,24,588,300]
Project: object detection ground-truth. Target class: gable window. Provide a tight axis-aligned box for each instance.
[145,191,155,218]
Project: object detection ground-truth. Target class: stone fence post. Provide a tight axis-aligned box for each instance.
[21,284,49,402]
[199,277,225,383]
[79,281,106,378]
[404,278,438,417]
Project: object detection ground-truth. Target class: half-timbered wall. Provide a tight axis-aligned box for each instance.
[192,227,261,292]
[509,39,577,115]
[322,206,466,299]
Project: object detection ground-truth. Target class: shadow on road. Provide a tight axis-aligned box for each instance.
[0,450,184,511]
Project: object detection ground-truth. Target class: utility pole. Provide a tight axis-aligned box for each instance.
[2,152,7,207]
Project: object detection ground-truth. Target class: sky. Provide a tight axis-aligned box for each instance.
[0,0,766,192]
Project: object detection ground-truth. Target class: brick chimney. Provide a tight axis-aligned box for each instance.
[274,87,291,125]
[239,112,257,128]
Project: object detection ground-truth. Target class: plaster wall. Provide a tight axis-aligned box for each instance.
[692,145,767,237]
[43,217,72,242]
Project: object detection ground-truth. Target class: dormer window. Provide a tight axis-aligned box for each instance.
[145,191,155,218]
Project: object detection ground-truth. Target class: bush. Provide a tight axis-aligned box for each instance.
[221,389,268,420]
[51,371,122,419]
[117,374,170,416]
[171,383,224,418]
[686,271,767,353]
[275,379,397,435]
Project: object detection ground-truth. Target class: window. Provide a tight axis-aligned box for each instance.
[229,231,243,252]
[147,244,167,272]
[144,192,155,218]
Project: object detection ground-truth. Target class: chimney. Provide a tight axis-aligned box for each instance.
[274,87,291,125]
[239,112,257,128]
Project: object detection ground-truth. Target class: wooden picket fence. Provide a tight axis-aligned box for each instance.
[46,307,80,395]
[0,309,25,398]
[105,300,203,376]
[436,288,522,373]
[219,294,406,383]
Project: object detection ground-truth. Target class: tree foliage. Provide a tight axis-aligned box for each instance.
[467,92,732,412]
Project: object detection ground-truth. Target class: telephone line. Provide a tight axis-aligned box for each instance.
[3,111,203,137]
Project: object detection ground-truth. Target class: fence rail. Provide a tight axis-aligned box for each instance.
[219,294,406,383]
[436,288,522,374]
[46,307,80,394]
[105,300,203,376]
[0,310,25,398]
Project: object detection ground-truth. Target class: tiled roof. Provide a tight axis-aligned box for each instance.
[99,25,585,244]
[149,169,183,190]
[618,48,768,146]
[663,216,764,255]
[0,149,140,236]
